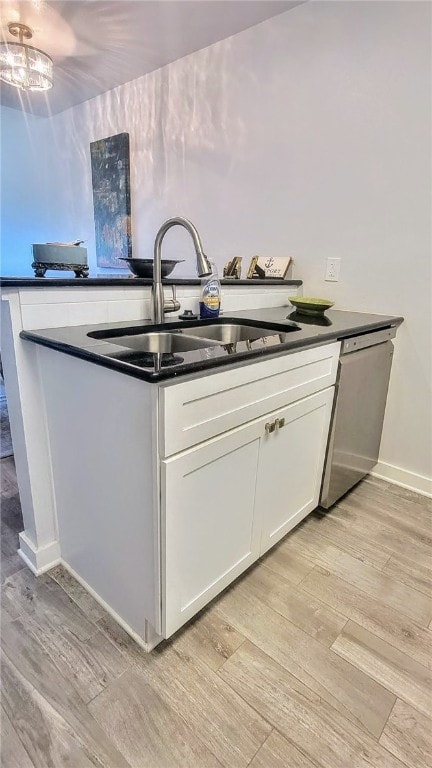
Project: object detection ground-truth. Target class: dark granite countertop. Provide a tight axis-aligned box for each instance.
[20,307,404,383]
[1,276,302,288]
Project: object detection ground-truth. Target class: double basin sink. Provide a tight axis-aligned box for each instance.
[88,317,300,355]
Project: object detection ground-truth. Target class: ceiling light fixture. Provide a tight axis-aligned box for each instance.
[0,22,53,92]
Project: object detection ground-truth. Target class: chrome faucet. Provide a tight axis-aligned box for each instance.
[152,217,212,324]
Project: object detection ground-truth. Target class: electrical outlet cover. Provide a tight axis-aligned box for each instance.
[325,258,341,281]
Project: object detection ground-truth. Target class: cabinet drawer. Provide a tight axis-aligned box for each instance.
[160,342,340,457]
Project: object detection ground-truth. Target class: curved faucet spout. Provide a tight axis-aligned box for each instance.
[152,217,212,324]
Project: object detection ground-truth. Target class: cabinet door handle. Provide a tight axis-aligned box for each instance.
[265,417,285,435]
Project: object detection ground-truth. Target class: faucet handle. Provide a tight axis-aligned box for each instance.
[163,285,181,315]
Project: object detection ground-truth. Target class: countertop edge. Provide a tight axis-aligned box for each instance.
[1,277,303,288]
[20,313,404,384]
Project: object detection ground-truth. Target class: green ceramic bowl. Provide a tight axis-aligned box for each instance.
[289,297,334,316]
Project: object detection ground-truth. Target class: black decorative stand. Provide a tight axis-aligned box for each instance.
[32,262,89,278]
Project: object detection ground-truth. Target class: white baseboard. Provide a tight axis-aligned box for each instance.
[371,461,432,498]
[18,532,61,575]
[60,560,162,653]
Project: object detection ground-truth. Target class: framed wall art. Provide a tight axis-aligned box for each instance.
[90,132,132,269]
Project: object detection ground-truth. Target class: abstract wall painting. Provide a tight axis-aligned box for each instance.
[90,132,132,269]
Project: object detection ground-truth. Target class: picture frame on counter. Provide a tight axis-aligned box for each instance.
[223,256,243,278]
[247,255,292,279]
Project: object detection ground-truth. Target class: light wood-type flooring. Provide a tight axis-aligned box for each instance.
[1,455,431,767]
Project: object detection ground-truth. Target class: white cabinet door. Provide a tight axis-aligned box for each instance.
[161,386,335,637]
[256,388,334,556]
[161,424,262,637]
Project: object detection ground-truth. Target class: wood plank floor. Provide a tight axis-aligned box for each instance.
[1,455,431,768]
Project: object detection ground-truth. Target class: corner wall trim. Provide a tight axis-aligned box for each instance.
[371,461,432,498]
[18,531,61,575]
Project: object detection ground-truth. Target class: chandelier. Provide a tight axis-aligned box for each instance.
[0,22,53,92]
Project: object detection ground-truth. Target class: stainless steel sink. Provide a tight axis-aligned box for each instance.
[183,323,283,344]
[87,317,300,356]
[106,331,218,354]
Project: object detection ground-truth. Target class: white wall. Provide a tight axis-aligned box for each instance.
[1,107,44,275]
[0,105,75,275]
[1,1,431,486]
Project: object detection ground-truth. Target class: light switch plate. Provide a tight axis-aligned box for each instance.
[325,258,341,282]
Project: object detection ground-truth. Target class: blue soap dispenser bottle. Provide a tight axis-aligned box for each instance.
[199,262,221,319]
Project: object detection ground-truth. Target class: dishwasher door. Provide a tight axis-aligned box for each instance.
[320,337,394,508]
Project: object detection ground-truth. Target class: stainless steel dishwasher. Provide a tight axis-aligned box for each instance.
[320,326,397,508]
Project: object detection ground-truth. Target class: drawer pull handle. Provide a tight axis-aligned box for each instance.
[276,417,285,430]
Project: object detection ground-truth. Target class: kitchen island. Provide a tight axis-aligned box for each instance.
[1,277,300,579]
[14,295,402,649]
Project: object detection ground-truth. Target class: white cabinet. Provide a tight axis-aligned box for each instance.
[161,425,262,637]
[256,388,334,555]
[38,339,340,647]
[161,386,335,637]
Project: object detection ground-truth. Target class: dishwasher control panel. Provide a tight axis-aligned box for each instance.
[341,326,397,355]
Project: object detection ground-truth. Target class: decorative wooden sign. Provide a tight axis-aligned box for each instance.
[90,132,132,269]
[223,257,243,278]
[247,255,292,279]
